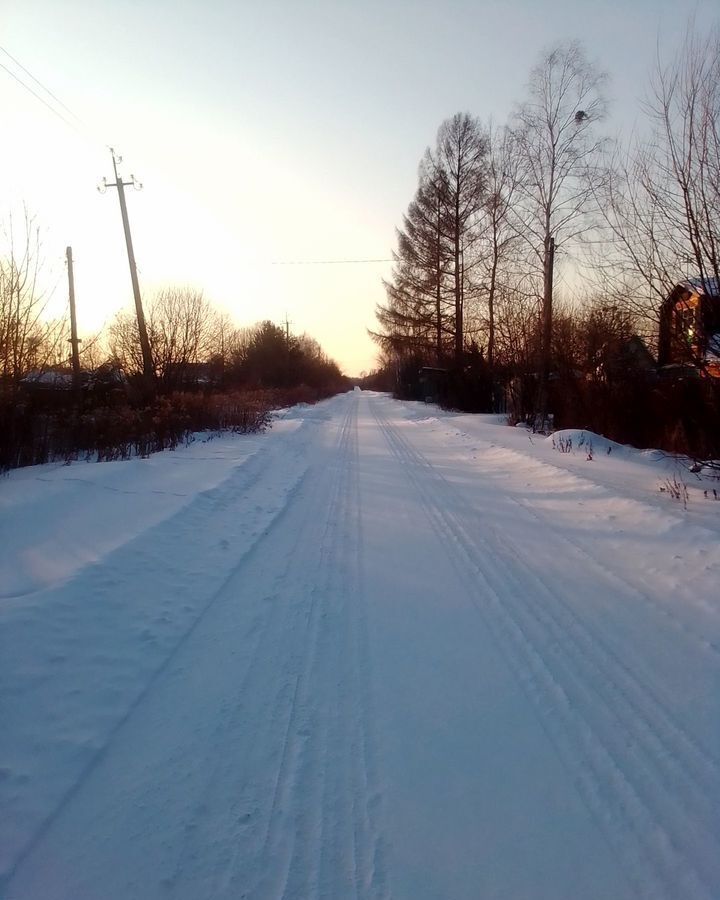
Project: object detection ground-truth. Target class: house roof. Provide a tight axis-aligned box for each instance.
[681,277,720,298]
[20,370,73,388]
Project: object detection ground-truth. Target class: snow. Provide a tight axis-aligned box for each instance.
[1,392,719,899]
[19,370,73,388]
[685,276,720,298]
[0,419,302,598]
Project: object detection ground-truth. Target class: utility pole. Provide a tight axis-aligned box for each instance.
[66,246,81,389]
[538,234,555,429]
[283,312,293,349]
[283,313,294,386]
[99,148,154,383]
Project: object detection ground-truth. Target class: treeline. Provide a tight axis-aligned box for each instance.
[0,228,348,471]
[107,288,344,396]
[0,239,345,397]
[371,26,720,457]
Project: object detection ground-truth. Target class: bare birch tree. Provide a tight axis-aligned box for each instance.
[512,42,608,412]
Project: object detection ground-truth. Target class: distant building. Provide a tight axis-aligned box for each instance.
[418,366,449,403]
[658,278,720,377]
[601,335,656,382]
[162,361,216,390]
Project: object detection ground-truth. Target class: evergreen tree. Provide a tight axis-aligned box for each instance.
[427,113,490,361]
[374,113,489,366]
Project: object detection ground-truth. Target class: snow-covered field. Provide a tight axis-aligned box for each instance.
[1,391,719,899]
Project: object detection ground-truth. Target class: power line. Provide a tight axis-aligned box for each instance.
[0,46,99,149]
[0,59,85,137]
[271,257,393,265]
[0,44,85,127]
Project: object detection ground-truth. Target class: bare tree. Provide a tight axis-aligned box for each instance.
[479,124,522,368]
[652,25,720,289]
[108,287,222,388]
[150,287,220,388]
[107,308,145,377]
[512,41,608,414]
[597,24,720,333]
[76,331,108,371]
[0,210,68,390]
[493,276,543,372]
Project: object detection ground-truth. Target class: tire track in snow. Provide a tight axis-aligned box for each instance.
[214,394,387,900]
[255,399,360,898]
[1,439,317,894]
[317,397,377,899]
[309,395,390,900]
[384,405,720,783]
[269,394,389,900]
[3,397,390,900]
[164,401,361,898]
[1,406,341,896]
[161,473,324,895]
[380,408,716,900]
[350,398,392,900]
[511,494,720,657]
[372,398,720,900]
[445,426,720,653]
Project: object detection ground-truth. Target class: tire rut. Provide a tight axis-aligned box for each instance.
[372,398,719,900]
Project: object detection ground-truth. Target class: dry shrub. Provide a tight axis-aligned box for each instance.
[0,390,272,472]
[1,383,350,473]
[549,375,720,459]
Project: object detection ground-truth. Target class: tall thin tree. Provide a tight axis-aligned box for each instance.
[512,42,607,416]
[427,113,490,361]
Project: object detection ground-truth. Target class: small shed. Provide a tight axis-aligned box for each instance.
[418,367,449,403]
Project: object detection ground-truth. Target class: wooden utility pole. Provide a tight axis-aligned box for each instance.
[283,313,293,349]
[538,234,555,428]
[282,313,294,386]
[100,149,154,382]
[66,246,81,388]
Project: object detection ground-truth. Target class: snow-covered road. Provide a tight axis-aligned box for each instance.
[2,391,719,899]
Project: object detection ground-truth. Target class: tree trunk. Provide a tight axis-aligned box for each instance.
[538,234,555,425]
[454,194,462,361]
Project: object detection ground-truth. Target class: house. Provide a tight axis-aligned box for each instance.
[162,361,217,390]
[658,278,720,377]
[20,369,74,391]
[601,335,656,382]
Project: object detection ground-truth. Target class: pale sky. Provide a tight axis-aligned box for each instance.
[2,0,717,374]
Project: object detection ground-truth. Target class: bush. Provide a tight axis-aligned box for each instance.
[0,390,272,472]
[0,382,352,474]
[548,374,720,459]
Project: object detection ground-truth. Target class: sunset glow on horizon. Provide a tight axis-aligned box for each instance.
[2,0,716,373]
